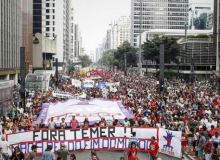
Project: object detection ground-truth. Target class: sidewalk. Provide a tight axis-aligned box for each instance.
[185,146,199,160]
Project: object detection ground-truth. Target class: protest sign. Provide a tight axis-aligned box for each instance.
[7,127,158,154]
[81,80,95,89]
[71,79,81,87]
[34,99,134,126]
[159,129,182,158]
[6,128,181,158]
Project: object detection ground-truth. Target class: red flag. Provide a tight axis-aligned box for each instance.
[105,72,111,78]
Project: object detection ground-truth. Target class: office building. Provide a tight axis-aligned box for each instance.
[0,0,22,83]
[116,16,131,47]
[33,33,57,69]
[33,0,71,69]
[70,8,74,59]
[22,0,33,74]
[74,24,81,57]
[213,0,220,71]
[189,0,214,30]
[131,0,189,47]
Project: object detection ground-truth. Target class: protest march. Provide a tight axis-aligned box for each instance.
[0,66,219,160]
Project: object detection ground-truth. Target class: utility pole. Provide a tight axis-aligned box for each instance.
[124,52,127,76]
[138,0,143,85]
[216,0,220,71]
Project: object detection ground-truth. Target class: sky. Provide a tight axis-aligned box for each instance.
[72,0,131,54]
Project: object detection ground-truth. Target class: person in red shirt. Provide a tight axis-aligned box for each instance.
[127,142,139,160]
[208,125,216,136]
[70,116,78,129]
[181,130,188,158]
[149,136,159,160]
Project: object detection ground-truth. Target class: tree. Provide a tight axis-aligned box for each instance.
[142,36,180,64]
[114,41,137,70]
[78,55,92,67]
[98,50,115,66]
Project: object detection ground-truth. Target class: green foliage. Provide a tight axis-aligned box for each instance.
[187,35,196,38]
[98,50,115,66]
[196,34,210,38]
[142,36,180,64]
[114,41,137,69]
[78,55,92,67]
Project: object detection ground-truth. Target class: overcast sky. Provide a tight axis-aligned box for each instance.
[72,0,131,54]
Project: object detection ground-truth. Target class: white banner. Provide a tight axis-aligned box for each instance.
[159,129,182,158]
[7,127,158,154]
[6,128,181,158]
[106,82,120,87]
[0,80,14,90]
[82,79,95,88]
[52,91,72,98]
[71,79,81,87]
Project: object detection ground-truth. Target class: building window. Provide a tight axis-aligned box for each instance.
[46,9,49,13]
[53,15,55,19]
[53,21,55,25]
[46,15,49,19]
[46,21,49,25]
[46,33,50,37]
[53,9,55,13]
[46,27,49,31]
[53,27,55,31]
[46,3,49,7]
[53,3,55,7]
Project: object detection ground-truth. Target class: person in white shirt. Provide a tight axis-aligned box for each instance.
[201,116,208,125]
[206,119,213,130]
[4,126,12,135]
[0,136,12,160]
[205,108,212,117]
[213,117,218,127]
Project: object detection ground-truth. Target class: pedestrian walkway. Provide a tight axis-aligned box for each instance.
[185,146,199,160]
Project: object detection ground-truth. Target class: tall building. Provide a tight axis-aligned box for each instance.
[0,0,22,83]
[22,0,33,74]
[131,0,189,47]
[188,0,214,30]
[74,24,81,57]
[116,16,131,47]
[105,30,111,50]
[213,0,220,71]
[33,0,71,69]
[70,8,74,59]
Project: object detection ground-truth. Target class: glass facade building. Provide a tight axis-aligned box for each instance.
[131,0,189,46]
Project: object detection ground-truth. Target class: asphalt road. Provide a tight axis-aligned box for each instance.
[37,151,189,160]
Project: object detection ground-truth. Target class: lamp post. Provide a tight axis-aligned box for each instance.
[124,52,127,76]
[176,55,181,79]
[138,0,143,85]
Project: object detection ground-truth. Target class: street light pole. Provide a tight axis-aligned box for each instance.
[124,52,127,76]
[138,0,143,85]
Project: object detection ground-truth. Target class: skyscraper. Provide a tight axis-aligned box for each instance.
[131,0,189,46]
[33,0,71,69]
[213,0,220,70]
[0,0,22,83]
[116,16,131,47]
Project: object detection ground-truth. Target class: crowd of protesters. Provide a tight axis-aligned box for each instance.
[1,66,220,159]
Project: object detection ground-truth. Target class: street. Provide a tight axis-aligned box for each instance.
[37,151,189,160]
